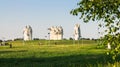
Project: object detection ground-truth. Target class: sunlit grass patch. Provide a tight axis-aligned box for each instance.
[0,40,119,67]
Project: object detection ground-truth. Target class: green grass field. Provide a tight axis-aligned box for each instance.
[0,40,120,67]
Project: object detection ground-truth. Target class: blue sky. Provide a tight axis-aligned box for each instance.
[0,0,99,40]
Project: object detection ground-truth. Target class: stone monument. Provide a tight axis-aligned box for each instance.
[74,24,81,40]
[48,26,63,40]
[23,25,32,41]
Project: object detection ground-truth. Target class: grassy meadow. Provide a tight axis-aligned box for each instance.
[0,40,120,67]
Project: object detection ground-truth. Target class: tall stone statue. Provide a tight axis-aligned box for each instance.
[57,26,63,40]
[48,26,63,40]
[23,25,32,41]
[74,24,81,40]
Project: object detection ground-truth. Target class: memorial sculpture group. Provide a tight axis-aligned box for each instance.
[74,24,81,40]
[23,24,81,41]
[23,25,32,41]
[48,26,63,40]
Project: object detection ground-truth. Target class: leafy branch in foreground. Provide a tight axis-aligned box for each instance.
[71,0,120,64]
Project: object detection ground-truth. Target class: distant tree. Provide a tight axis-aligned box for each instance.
[14,38,23,41]
[33,38,39,40]
[71,0,120,65]
[0,40,2,42]
[69,37,73,40]
[63,38,67,40]
[6,40,12,42]
[81,38,90,40]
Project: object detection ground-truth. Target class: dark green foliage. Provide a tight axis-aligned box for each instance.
[71,0,120,22]
[71,0,120,64]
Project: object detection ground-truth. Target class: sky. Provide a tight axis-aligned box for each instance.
[0,0,99,40]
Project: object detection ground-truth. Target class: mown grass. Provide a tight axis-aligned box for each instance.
[0,40,120,67]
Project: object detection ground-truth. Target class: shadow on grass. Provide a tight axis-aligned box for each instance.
[1,54,120,67]
[0,50,28,54]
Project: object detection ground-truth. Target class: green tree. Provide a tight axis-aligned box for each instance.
[71,0,120,65]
